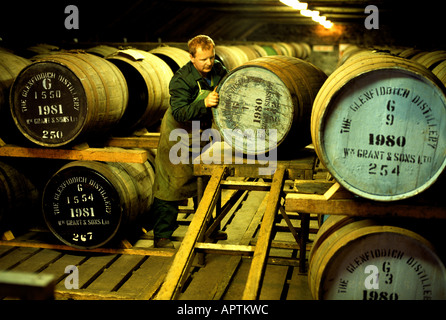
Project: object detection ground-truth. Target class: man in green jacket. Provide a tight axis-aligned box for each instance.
[150,35,228,248]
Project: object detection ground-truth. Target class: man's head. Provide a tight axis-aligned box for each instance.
[188,35,215,77]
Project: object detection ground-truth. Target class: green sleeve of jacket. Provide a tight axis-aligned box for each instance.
[169,75,209,123]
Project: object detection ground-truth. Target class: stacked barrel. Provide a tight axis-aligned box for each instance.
[1,42,445,298]
[311,52,446,201]
[0,41,314,248]
[308,215,446,300]
[308,47,446,300]
[215,42,311,71]
[0,46,190,248]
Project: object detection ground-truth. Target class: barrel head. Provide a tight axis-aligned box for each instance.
[213,65,294,155]
[42,165,122,249]
[10,61,87,147]
[319,227,446,300]
[316,65,446,201]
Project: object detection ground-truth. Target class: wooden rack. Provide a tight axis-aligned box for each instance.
[0,133,160,163]
[285,181,446,219]
[156,143,317,300]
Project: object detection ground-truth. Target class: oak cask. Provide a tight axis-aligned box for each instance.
[311,54,446,201]
[308,216,446,300]
[214,55,327,156]
[42,160,155,249]
[10,52,128,147]
[107,49,173,133]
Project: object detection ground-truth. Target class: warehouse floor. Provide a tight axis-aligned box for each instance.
[0,187,318,300]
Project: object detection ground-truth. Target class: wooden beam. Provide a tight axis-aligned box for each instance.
[242,166,285,300]
[155,166,227,300]
[195,242,255,255]
[279,207,300,244]
[285,190,446,219]
[0,240,176,257]
[0,145,148,163]
[103,133,160,149]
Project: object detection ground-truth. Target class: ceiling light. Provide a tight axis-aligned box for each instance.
[293,1,308,10]
[280,1,335,29]
[322,20,334,29]
[313,15,327,23]
[280,0,308,10]
[310,10,320,18]
[300,9,313,17]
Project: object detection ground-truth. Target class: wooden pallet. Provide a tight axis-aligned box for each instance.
[0,233,173,300]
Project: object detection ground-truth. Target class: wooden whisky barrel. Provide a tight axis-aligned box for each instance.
[311,54,446,201]
[275,42,295,57]
[0,161,39,234]
[292,42,311,59]
[215,46,250,71]
[149,46,190,73]
[413,50,446,71]
[0,51,31,111]
[433,60,446,86]
[247,45,269,58]
[236,45,261,60]
[214,55,327,156]
[289,43,306,59]
[261,45,278,56]
[10,52,128,147]
[86,45,119,58]
[308,216,446,300]
[0,51,31,144]
[398,48,422,59]
[42,159,155,249]
[107,49,173,133]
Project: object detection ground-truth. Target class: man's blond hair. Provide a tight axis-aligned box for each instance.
[188,35,215,57]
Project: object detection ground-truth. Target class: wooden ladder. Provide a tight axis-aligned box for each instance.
[155,165,291,300]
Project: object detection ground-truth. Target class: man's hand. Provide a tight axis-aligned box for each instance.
[204,86,219,108]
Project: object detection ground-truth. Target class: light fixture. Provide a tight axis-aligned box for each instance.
[311,10,321,22]
[313,15,327,23]
[280,0,308,10]
[300,9,313,17]
[311,10,320,18]
[322,20,334,29]
[279,0,335,29]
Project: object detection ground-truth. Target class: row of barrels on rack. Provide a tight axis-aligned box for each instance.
[210,46,446,202]
[0,154,156,249]
[3,43,446,203]
[0,41,312,148]
[309,46,446,300]
[22,42,312,65]
[339,45,446,85]
[1,47,177,147]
